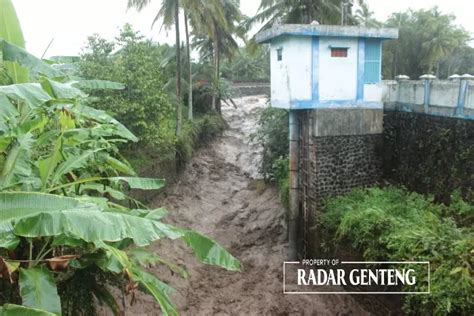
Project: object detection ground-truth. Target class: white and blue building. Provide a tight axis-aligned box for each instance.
[256,24,399,259]
[256,24,398,110]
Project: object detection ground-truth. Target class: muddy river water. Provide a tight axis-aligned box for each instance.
[124,96,369,315]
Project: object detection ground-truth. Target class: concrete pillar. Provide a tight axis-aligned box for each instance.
[420,74,436,113]
[288,110,299,260]
[457,74,474,116]
[395,75,410,103]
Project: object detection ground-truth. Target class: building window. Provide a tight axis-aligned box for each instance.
[331,47,348,58]
[364,39,382,83]
[277,47,283,61]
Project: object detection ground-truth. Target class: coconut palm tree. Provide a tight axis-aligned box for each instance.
[246,0,343,32]
[186,0,243,111]
[355,2,380,27]
[181,0,227,117]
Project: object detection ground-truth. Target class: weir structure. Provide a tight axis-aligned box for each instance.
[256,24,398,259]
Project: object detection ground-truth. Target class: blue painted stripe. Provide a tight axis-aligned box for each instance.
[456,80,468,116]
[311,37,319,102]
[271,99,383,110]
[357,38,365,101]
[423,80,431,113]
[388,102,474,120]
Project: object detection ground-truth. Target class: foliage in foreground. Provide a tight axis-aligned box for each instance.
[322,187,473,315]
[0,39,240,316]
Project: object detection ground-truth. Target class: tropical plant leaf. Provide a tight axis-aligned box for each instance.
[12,210,166,246]
[0,83,52,109]
[0,304,56,316]
[130,267,178,316]
[18,266,61,314]
[0,39,62,79]
[39,78,85,99]
[0,132,33,190]
[181,230,241,271]
[50,149,103,185]
[70,104,138,142]
[110,177,165,190]
[79,184,127,200]
[0,192,102,222]
[0,0,28,83]
[104,155,136,176]
[0,222,19,249]
[128,248,188,278]
[0,257,20,282]
[48,56,80,64]
[92,284,122,316]
[0,95,19,132]
[38,136,62,190]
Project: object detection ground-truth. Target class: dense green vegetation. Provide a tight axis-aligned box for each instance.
[322,187,473,315]
[221,46,270,82]
[252,106,289,207]
[0,39,239,316]
[80,26,173,150]
[383,7,473,79]
[78,25,226,172]
[0,0,239,313]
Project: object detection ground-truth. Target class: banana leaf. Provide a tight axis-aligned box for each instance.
[0,0,28,83]
[0,83,52,109]
[19,267,61,314]
[0,192,101,222]
[0,39,62,79]
[130,267,178,316]
[0,304,56,316]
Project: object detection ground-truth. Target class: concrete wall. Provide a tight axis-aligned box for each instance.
[270,36,312,105]
[319,38,358,100]
[383,79,474,119]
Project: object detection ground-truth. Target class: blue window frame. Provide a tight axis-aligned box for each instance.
[364,40,381,83]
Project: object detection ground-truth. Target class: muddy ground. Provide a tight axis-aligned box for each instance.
[121,96,370,315]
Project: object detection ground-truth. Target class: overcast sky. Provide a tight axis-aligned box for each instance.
[12,0,474,58]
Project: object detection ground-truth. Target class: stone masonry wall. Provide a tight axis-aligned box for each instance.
[383,111,474,203]
[310,135,383,204]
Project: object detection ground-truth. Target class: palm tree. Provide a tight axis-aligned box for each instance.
[128,0,183,135]
[355,2,380,27]
[187,0,243,111]
[246,0,342,32]
[181,0,225,117]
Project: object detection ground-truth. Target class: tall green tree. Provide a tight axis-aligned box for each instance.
[355,2,380,27]
[383,8,470,79]
[128,0,183,135]
[189,0,243,111]
[247,0,344,32]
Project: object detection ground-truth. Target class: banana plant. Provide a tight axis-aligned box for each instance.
[0,39,241,315]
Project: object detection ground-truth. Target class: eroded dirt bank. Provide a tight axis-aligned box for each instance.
[125,96,369,315]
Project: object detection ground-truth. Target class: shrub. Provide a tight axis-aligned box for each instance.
[252,106,289,206]
[176,114,226,167]
[252,106,289,179]
[79,25,173,150]
[322,187,473,315]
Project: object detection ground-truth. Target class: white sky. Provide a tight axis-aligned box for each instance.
[12,0,474,58]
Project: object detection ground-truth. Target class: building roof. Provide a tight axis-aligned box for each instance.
[255,24,399,43]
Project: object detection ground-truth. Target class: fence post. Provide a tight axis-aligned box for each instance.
[420,74,436,114]
[456,74,474,117]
